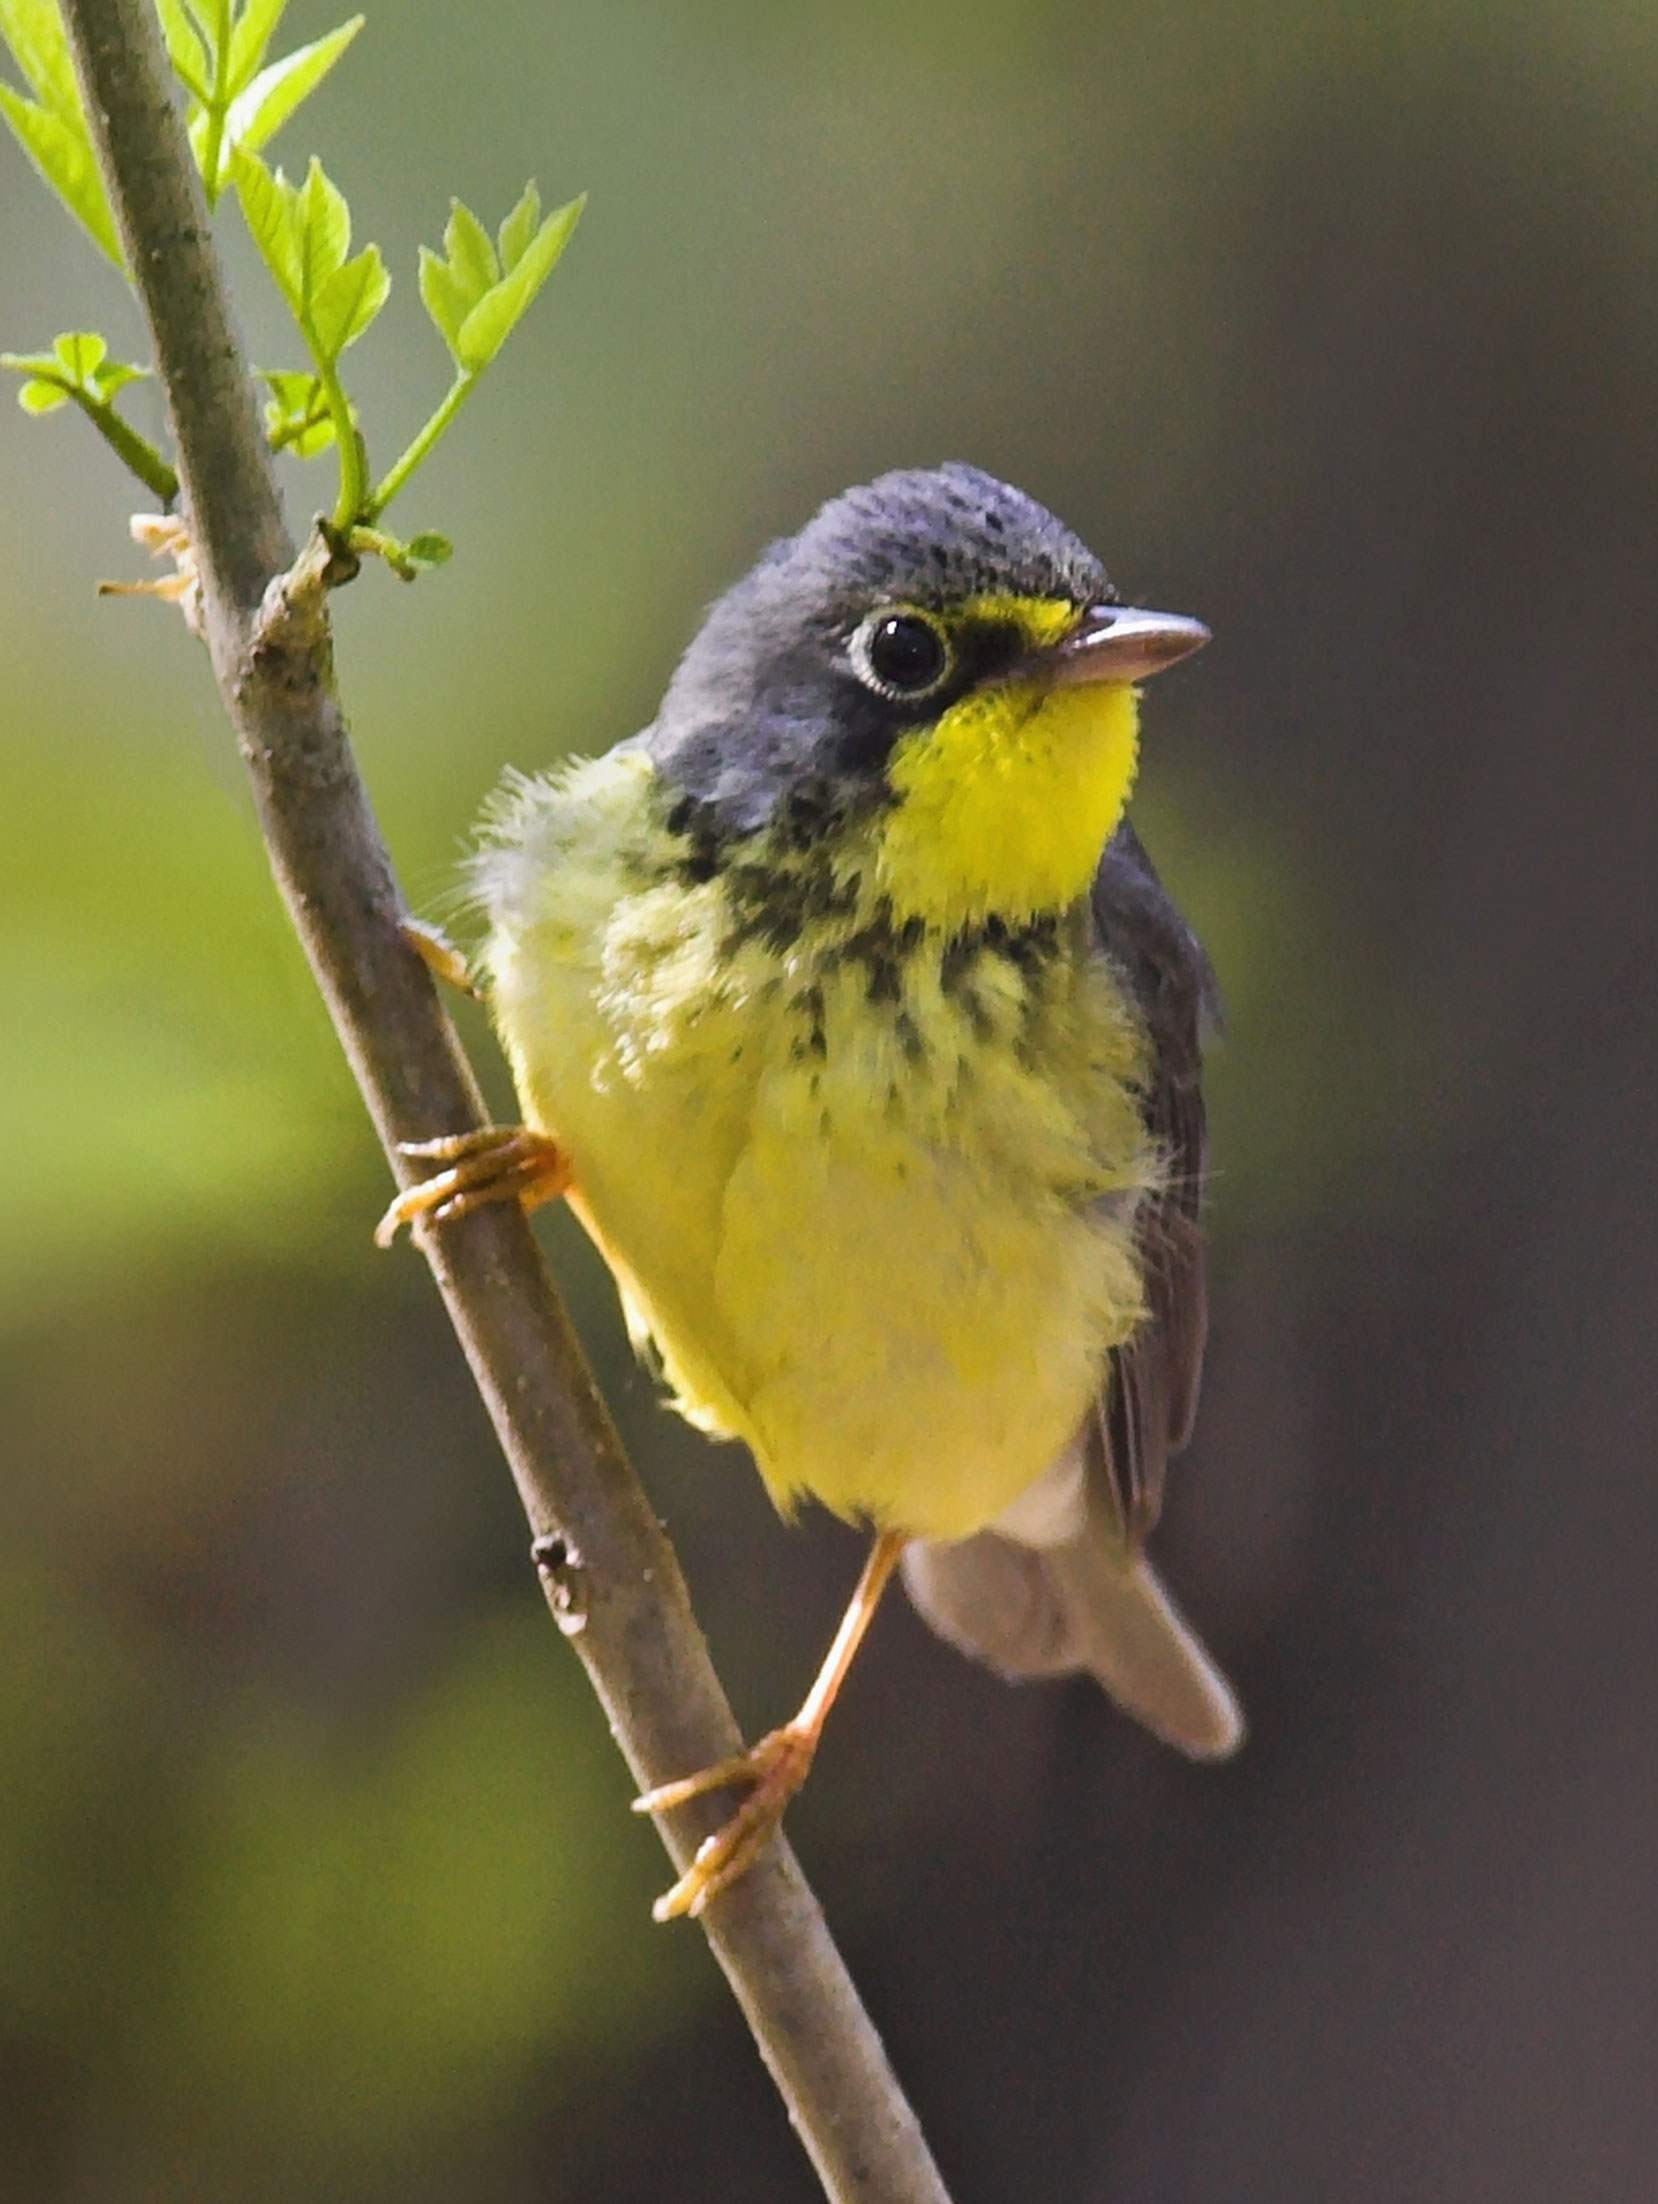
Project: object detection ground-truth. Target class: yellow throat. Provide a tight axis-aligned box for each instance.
[874,673,1141,932]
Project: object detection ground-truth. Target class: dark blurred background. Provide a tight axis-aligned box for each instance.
[4,2,1657,2198]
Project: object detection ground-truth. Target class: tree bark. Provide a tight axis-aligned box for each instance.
[57,4,953,2198]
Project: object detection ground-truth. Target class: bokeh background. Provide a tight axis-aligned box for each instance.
[4,2,1658,2197]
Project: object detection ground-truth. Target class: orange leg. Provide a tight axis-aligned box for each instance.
[374,1125,571,1247]
[634,1528,907,1922]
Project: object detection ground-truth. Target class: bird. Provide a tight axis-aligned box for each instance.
[381,462,1243,1920]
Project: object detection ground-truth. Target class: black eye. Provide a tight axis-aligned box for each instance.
[853,610,951,700]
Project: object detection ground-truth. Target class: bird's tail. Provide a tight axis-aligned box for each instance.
[901,1509,1243,1760]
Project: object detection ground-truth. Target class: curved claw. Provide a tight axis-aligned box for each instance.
[374,1124,571,1247]
[635,1724,817,1922]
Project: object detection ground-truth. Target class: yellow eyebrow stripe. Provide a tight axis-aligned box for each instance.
[952,593,1081,649]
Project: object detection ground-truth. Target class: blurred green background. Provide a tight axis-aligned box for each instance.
[5,3,1658,2199]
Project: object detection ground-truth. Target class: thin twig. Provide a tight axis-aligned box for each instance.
[58,5,953,2198]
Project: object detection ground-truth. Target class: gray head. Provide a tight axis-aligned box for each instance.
[646,464,1116,842]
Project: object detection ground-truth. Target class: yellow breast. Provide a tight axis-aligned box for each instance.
[477,748,1159,1541]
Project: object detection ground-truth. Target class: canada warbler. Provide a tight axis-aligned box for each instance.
[383,463,1243,1919]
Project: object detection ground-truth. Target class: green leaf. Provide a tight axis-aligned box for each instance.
[232,152,372,369]
[417,190,583,371]
[308,243,388,358]
[404,531,452,569]
[231,147,303,310]
[259,368,310,403]
[259,366,317,408]
[417,244,470,359]
[226,0,290,92]
[186,101,213,173]
[0,0,82,120]
[3,333,172,494]
[346,523,456,580]
[260,367,336,458]
[496,181,541,273]
[283,416,336,459]
[3,331,163,497]
[454,194,584,371]
[221,16,362,158]
[444,198,499,302]
[152,0,212,100]
[420,201,497,354]
[0,78,122,264]
[4,333,147,402]
[89,358,146,400]
[52,329,106,380]
[294,155,350,300]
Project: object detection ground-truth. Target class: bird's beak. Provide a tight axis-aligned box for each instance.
[1032,603,1211,688]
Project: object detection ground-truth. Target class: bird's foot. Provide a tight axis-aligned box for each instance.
[633,1722,818,1922]
[402,916,481,999]
[374,1125,570,1246]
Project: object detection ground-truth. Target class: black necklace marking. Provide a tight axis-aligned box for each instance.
[661,783,1068,1072]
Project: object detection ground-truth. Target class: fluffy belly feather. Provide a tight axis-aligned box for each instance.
[479,756,1157,1542]
[713,1084,1147,1538]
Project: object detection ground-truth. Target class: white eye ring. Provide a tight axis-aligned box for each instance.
[849,607,953,702]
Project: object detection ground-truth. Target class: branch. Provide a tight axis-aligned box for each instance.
[58,6,953,2199]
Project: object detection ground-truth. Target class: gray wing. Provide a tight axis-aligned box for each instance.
[898,824,1239,1751]
[1089,818,1221,1546]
